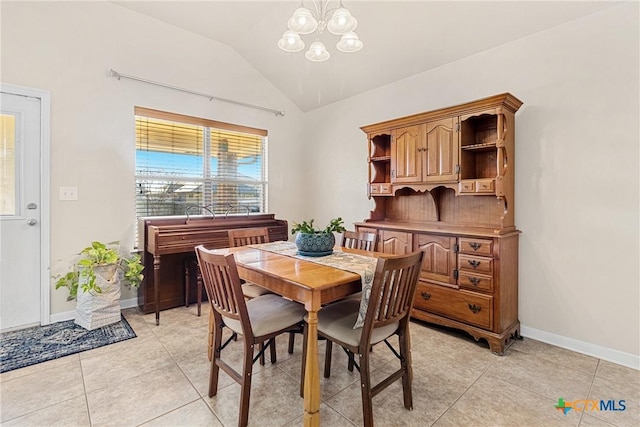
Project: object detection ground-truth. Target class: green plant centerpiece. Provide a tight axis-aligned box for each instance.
[54,241,144,330]
[291,217,346,256]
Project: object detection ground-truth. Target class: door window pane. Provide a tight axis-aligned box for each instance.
[0,114,17,216]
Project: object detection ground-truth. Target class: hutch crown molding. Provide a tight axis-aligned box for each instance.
[357,93,523,354]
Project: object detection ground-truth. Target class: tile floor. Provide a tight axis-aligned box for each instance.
[1,305,638,427]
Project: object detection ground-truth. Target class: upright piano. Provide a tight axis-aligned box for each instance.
[138,213,288,324]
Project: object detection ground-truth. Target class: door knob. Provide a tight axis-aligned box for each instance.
[27,219,37,226]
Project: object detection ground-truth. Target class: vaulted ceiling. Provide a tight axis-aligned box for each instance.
[112,1,619,112]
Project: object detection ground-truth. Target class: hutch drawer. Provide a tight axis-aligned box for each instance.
[369,183,392,195]
[458,179,495,194]
[458,254,493,274]
[458,237,493,256]
[414,282,493,329]
[458,271,493,292]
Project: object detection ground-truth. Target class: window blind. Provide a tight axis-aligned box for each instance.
[135,108,267,221]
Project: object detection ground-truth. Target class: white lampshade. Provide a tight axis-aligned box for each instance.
[305,41,330,62]
[336,31,363,53]
[327,7,357,35]
[278,30,305,52]
[287,7,318,34]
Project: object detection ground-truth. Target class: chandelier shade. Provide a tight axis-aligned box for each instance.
[278,30,305,52]
[287,7,318,34]
[305,41,331,62]
[336,31,363,52]
[327,8,358,34]
[277,1,363,62]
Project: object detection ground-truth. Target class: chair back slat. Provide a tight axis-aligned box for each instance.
[195,245,248,325]
[363,251,424,333]
[341,230,378,251]
[228,227,270,248]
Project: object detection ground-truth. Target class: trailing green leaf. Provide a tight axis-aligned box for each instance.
[291,217,346,235]
[53,241,144,300]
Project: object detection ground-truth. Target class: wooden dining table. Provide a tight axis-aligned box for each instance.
[211,244,375,426]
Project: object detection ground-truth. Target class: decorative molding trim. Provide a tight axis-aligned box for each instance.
[521,325,639,371]
[49,298,139,324]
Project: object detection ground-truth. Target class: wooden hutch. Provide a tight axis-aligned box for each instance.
[356,93,522,354]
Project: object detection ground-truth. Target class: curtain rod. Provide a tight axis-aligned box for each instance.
[109,69,285,117]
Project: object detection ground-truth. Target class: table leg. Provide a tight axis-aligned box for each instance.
[303,310,320,427]
[153,254,160,326]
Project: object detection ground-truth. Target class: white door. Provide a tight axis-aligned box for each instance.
[0,91,42,331]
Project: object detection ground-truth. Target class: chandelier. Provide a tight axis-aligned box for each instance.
[277,0,363,62]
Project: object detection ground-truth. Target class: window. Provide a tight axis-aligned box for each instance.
[135,107,268,220]
[0,114,17,216]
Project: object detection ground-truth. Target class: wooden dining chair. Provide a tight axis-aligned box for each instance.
[191,228,273,320]
[203,228,273,361]
[228,228,273,299]
[301,250,424,427]
[341,230,378,251]
[285,230,380,355]
[195,245,306,427]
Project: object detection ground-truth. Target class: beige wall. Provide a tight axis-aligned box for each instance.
[1,1,307,315]
[2,1,638,367]
[304,3,640,364]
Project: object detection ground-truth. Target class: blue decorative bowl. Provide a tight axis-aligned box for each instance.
[295,232,335,254]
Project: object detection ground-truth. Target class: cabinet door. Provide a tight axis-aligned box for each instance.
[414,233,457,285]
[379,230,412,254]
[391,125,422,183]
[424,118,459,182]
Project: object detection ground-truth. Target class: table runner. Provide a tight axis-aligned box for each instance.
[249,241,377,328]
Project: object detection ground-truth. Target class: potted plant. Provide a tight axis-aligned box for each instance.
[291,217,346,256]
[55,241,144,330]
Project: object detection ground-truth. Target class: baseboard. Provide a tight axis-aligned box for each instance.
[49,297,140,324]
[521,325,639,371]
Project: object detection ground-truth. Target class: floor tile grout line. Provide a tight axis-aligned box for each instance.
[507,345,601,377]
[125,310,227,427]
[0,393,88,425]
[429,365,494,427]
[78,350,93,426]
[576,358,624,427]
[0,351,83,381]
[492,347,603,397]
[132,397,208,427]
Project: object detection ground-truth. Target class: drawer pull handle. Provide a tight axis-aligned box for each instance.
[468,260,481,269]
[469,242,482,251]
[421,292,431,300]
[469,277,481,286]
[468,304,482,314]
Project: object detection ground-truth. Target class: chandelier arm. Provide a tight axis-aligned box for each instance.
[308,0,340,22]
[309,0,321,20]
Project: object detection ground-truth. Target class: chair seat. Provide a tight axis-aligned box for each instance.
[242,282,272,299]
[315,299,399,348]
[225,294,307,337]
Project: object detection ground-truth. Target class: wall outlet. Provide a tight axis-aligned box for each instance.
[59,186,78,201]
